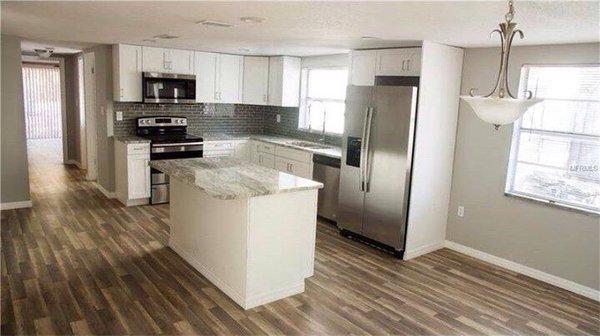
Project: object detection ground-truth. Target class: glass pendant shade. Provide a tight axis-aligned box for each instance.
[461,96,542,128]
[461,0,542,129]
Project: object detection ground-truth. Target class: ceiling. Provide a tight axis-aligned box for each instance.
[2,1,599,57]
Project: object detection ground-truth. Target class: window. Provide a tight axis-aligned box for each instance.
[298,68,348,134]
[506,65,600,214]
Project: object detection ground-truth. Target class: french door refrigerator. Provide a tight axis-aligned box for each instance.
[338,77,419,257]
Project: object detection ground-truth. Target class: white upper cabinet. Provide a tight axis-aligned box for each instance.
[216,54,244,104]
[142,46,194,74]
[242,56,269,105]
[168,48,195,74]
[113,44,142,102]
[349,50,377,86]
[194,51,218,103]
[375,48,422,77]
[268,56,301,107]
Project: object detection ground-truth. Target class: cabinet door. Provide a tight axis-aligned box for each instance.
[168,49,194,74]
[194,51,217,103]
[127,154,150,199]
[243,56,269,105]
[256,153,275,168]
[113,44,142,102]
[142,47,166,72]
[216,54,243,104]
[267,57,283,106]
[350,50,376,86]
[376,48,422,76]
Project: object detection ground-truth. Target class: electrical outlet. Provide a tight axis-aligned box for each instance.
[276,114,281,123]
[116,111,123,121]
[457,206,465,218]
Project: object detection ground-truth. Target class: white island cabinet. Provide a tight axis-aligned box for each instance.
[150,157,322,309]
[115,139,151,206]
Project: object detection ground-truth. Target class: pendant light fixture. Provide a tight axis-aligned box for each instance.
[460,0,542,130]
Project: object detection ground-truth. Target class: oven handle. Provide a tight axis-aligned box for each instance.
[152,142,204,147]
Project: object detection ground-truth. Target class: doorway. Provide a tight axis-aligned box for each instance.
[22,59,67,165]
[78,52,97,181]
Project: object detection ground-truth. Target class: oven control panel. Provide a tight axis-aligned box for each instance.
[137,117,187,127]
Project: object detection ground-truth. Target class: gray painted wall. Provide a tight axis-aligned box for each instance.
[1,34,30,204]
[447,43,600,290]
[61,54,81,163]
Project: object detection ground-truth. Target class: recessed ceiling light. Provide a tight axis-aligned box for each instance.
[143,39,157,43]
[196,20,235,28]
[154,34,180,39]
[238,48,252,52]
[240,16,265,24]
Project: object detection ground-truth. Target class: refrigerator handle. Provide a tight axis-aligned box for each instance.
[364,107,374,192]
[359,107,370,191]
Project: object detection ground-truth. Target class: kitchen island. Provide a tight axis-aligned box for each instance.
[150,157,323,309]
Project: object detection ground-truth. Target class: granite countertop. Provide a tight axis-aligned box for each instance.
[114,135,151,144]
[149,157,323,200]
[197,133,342,159]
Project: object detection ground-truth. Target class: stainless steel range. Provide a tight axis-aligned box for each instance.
[136,116,203,204]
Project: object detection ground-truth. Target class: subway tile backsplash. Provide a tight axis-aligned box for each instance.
[113,102,342,146]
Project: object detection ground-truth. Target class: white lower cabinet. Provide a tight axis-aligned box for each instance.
[254,152,275,168]
[275,157,312,179]
[115,141,150,206]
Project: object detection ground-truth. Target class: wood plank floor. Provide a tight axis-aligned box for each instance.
[1,140,599,335]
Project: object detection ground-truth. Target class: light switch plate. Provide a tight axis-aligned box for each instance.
[276,114,281,123]
[116,111,123,121]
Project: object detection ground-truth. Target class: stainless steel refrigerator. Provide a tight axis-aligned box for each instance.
[338,77,419,257]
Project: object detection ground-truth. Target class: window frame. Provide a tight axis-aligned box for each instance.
[298,66,348,135]
[505,63,600,215]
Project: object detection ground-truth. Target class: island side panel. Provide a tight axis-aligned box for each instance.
[169,179,249,306]
[245,189,318,309]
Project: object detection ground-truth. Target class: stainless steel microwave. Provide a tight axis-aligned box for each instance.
[142,72,196,103]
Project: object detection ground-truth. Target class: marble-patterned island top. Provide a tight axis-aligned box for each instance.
[149,157,323,200]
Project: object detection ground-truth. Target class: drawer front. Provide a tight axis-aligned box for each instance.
[203,149,234,158]
[256,141,275,154]
[275,145,312,163]
[275,157,312,179]
[204,141,234,150]
[127,143,150,155]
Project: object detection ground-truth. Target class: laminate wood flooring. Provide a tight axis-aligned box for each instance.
[1,140,598,335]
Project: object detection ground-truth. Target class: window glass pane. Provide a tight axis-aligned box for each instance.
[307,100,325,131]
[508,65,600,213]
[323,101,345,134]
[307,69,348,100]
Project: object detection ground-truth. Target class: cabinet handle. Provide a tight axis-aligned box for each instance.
[401,60,406,71]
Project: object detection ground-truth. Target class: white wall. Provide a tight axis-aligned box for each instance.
[447,43,600,291]
[301,54,349,68]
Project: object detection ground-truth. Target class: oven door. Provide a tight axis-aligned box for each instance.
[150,143,203,160]
[143,72,196,103]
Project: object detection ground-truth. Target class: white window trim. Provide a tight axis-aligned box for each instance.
[505,63,600,216]
[298,66,348,135]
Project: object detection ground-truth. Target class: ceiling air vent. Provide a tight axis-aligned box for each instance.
[196,20,235,28]
[153,34,180,39]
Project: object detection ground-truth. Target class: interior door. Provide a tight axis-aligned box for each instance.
[337,85,373,235]
[362,85,418,250]
[83,52,97,181]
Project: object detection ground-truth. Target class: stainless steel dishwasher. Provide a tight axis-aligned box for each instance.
[312,154,341,222]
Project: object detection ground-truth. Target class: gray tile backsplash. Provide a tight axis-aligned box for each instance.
[113,102,342,146]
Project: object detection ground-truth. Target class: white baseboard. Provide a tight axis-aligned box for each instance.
[65,159,82,169]
[93,182,115,199]
[444,240,600,302]
[1,200,33,210]
[403,241,445,260]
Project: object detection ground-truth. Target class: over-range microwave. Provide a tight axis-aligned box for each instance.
[142,72,196,103]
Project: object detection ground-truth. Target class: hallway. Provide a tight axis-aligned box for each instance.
[1,143,598,335]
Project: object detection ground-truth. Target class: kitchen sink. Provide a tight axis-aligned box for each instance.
[285,140,330,149]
